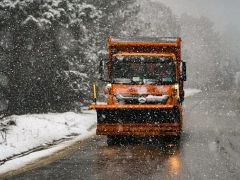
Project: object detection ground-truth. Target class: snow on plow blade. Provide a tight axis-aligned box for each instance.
[96,108,181,136]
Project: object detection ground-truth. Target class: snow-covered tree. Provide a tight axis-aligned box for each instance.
[84,0,139,53]
[180,14,228,90]
[123,1,180,37]
[221,25,240,89]
[0,0,101,114]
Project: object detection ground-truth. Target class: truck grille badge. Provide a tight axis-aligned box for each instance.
[138,97,147,103]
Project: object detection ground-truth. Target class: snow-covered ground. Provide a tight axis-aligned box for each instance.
[0,111,97,174]
[0,88,201,175]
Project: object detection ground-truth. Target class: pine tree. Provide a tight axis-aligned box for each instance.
[0,0,101,114]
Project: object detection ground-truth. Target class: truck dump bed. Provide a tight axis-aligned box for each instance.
[108,36,181,62]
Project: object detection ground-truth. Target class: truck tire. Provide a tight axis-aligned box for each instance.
[165,135,181,143]
[107,135,120,146]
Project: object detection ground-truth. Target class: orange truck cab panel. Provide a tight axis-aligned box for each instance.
[90,36,186,138]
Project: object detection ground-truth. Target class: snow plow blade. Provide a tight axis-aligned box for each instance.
[96,108,181,136]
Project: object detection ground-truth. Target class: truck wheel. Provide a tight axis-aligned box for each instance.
[107,135,119,146]
[165,135,181,143]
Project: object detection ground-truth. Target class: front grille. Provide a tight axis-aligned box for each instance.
[97,108,180,124]
[115,94,169,104]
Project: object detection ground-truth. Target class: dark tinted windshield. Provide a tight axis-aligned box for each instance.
[112,56,176,84]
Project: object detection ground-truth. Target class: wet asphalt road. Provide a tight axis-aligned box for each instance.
[10,91,240,179]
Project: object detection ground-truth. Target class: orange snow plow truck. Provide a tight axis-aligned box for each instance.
[89,36,186,143]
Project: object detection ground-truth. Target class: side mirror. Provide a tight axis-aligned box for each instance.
[182,61,187,81]
[99,60,104,80]
[99,59,110,82]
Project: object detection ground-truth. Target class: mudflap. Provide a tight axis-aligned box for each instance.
[96,107,182,137]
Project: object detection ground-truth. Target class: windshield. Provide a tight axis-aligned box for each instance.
[111,56,176,84]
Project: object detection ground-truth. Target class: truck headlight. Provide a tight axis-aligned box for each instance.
[173,84,179,98]
[104,83,112,95]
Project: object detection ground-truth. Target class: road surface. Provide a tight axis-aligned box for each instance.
[10,91,240,179]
